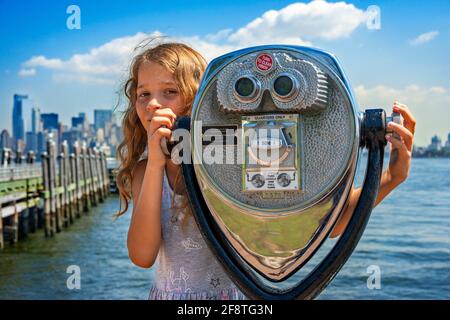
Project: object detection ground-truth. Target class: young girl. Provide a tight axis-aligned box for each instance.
[115,42,416,300]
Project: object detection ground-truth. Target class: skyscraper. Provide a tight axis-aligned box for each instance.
[37,131,46,155]
[12,94,28,149]
[32,107,41,134]
[24,107,42,153]
[25,131,37,153]
[72,112,88,131]
[430,135,442,151]
[0,129,12,149]
[94,109,112,131]
[41,113,59,131]
[72,115,84,129]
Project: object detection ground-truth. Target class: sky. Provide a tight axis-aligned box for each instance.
[0,0,449,146]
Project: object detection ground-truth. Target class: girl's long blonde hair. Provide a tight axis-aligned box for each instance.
[115,41,207,218]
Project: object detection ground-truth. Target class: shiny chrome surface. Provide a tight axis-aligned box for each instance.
[190,45,361,281]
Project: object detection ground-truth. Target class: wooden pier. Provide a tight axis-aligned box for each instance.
[0,140,111,249]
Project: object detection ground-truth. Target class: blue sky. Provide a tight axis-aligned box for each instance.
[1,0,449,146]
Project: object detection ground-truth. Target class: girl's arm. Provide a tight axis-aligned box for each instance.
[331,102,415,238]
[127,159,165,268]
[127,108,176,268]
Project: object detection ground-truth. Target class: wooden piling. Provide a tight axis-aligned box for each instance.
[59,142,70,227]
[87,148,98,207]
[99,151,106,198]
[99,152,105,196]
[27,151,38,233]
[72,142,83,217]
[88,148,95,205]
[41,151,52,237]
[96,150,105,203]
[98,152,104,197]
[92,149,100,206]
[99,151,108,197]
[81,143,91,213]
[69,153,78,220]
[57,151,65,228]
[64,145,74,224]
[48,139,59,234]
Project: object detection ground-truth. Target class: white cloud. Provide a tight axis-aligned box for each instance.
[20,31,233,84]
[204,29,233,42]
[21,32,159,85]
[228,0,367,46]
[410,31,439,46]
[24,56,64,69]
[20,1,370,84]
[18,68,36,77]
[354,84,450,146]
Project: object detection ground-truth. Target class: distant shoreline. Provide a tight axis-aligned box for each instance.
[412,150,450,158]
[412,154,450,159]
[361,150,450,159]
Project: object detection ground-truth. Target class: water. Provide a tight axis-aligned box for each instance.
[318,157,450,299]
[0,158,449,299]
[0,198,155,299]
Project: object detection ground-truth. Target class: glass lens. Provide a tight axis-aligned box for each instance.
[235,77,255,97]
[274,75,293,97]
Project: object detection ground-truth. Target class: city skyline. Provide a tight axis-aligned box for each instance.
[1,93,122,158]
[4,93,120,133]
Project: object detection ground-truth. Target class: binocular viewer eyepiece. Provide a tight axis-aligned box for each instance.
[161,46,400,300]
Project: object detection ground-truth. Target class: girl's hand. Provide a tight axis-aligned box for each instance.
[147,107,177,169]
[385,102,416,186]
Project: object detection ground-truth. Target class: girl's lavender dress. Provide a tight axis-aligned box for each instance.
[148,169,247,300]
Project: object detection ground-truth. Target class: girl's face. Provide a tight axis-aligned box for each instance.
[135,60,185,131]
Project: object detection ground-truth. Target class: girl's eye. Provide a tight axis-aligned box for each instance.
[165,89,179,95]
[137,92,150,103]
[138,92,150,98]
